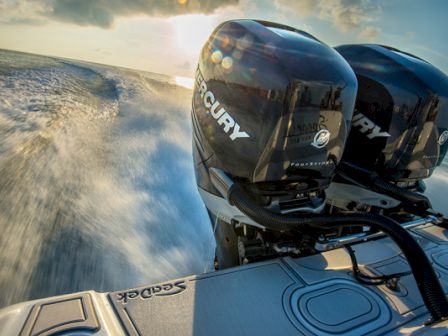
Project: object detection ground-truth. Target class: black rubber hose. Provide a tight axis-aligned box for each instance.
[337,162,432,210]
[370,173,432,210]
[228,183,448,323]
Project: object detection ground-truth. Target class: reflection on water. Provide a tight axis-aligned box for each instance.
[0,50,214,307]
[174,76,195,89]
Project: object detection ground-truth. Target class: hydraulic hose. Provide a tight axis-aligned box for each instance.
[337,162,432,211]
[370,173,432,210]
[227,182,448,323]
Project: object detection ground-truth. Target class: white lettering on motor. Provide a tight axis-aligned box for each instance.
[204,91,214,109]
[196,69,250,141]
[352,111,390,139]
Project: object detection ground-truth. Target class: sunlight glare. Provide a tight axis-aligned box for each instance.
[175,76,194,89]
[171,14,216,54]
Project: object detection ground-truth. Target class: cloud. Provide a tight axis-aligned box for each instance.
[275,0,317,16]
[275,0,381,33]
[0,0,238,28]
[321,0,381,32]
[358,26,380,41]
[0,1,50,25]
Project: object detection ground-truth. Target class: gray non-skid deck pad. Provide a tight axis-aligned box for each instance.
[107,224,448,335]
[20,293,99,336]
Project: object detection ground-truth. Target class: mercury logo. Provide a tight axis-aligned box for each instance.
[311,129,331,148]
[195,69,250,141]
[439,130,448,145]
[352,111,391,139]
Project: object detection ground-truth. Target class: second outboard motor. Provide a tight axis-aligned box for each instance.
[328,44,448,213]
[192,20,357,267]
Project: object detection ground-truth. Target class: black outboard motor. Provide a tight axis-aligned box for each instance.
[192,19,357,266]
[328,44,448,214]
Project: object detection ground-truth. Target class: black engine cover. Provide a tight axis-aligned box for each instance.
[192,20,357,195]
[336,44,448,182]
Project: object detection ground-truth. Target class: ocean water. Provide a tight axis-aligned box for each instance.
[0,49,447,308]
[0,49,215,307]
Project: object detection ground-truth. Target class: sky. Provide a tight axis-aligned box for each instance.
[0,0,447,77]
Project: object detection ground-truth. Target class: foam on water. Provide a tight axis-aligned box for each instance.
[0,50,214,307]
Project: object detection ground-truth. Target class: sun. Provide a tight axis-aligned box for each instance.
[171,14,216,55]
